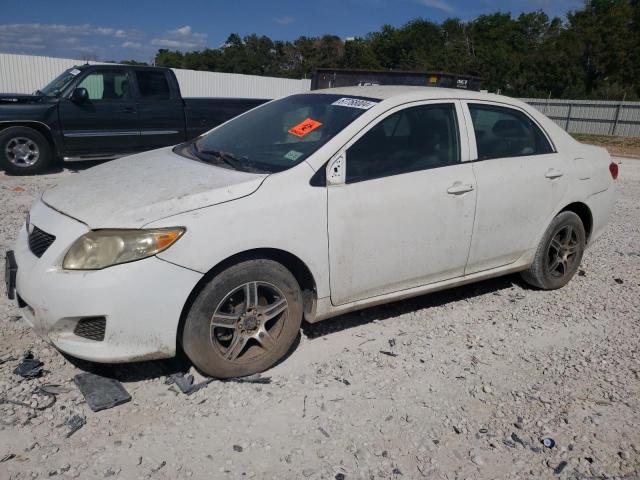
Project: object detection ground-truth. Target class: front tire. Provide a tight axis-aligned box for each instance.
[521,211,586,290]
[182,259,303,378]
[0,126,52,174]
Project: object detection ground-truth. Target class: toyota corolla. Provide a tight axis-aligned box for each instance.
[5,86,617,378]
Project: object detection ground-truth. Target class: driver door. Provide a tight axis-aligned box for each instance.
[327,101,477,305]
[59,68,139,155]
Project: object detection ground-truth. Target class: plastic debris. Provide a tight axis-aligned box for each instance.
[379,351,398,357]
[73,373,131,412]
[614,278,624,284]
[168,373,213,395]
[13,351,44,378]
[226,373,272,384]
[318,426,330,438]
[542,437,556,449]
[553,460,567,475]
[65,414,85,438]
[232,445,243,452]
[0,453,16,462]
[334,377,351,386]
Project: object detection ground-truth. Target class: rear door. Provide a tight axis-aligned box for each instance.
[327,101,477,305]
[59,68,139,155]
[462,101,569,274]
[133,69,186,149]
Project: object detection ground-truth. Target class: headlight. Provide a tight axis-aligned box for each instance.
[62,228,185,270]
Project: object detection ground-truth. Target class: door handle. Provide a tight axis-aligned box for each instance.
[121,107,136,114]
[447,183,474,195]
[545,169,564,179]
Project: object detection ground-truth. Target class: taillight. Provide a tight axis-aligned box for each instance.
[609,161,619,180]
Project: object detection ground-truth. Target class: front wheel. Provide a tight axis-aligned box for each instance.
[182,259,303,378]
[0,126,52,174]
[521,211,586,290]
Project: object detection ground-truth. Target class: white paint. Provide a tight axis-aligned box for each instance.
[13,86,617,363]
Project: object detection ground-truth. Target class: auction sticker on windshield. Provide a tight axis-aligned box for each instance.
[288,118,322,137]
[70,69,81,76]
[331,97,378,109]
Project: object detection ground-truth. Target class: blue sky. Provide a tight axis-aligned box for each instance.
[0,0,583,62]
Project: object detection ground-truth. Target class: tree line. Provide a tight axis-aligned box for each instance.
[145,0,639,100]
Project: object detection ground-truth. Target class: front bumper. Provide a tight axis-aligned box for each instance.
[12,200,203,363]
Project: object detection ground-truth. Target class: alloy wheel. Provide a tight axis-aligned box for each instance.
[547,225,580,278]
[5,137,40,167]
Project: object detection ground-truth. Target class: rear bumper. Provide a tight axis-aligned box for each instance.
[13,200,202,363]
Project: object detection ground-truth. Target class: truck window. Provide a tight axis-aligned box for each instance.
[76,71,131,101]
[135,71,171,100]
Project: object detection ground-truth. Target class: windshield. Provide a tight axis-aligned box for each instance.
[39,68,81,97]
[178,93,379,173]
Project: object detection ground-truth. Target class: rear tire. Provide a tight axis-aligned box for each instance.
[182,259,303,378]
[521,211,586,290]
[0,126,52,175]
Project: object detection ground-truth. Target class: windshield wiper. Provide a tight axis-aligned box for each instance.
[191,144,268,173]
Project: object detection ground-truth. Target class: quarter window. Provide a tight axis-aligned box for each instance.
[346,103,460,183]
[76,71,130,101]
[135,71,171,100]
[469,104,553,160]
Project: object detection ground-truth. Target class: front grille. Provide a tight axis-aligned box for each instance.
[73,317,106,341]
[28,225,56,258]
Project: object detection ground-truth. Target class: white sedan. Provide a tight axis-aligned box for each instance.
[6,86,617,378]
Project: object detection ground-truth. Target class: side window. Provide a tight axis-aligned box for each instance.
[346,104,460,183]
[76,71,130,101]
[135,71,171,100]
[469,104,553,160]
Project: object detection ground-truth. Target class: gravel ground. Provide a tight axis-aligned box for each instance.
[0,158,638,480]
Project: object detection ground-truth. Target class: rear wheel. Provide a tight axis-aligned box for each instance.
[521,211,586,290]
[182,259,303,378]
[0,126,52,174]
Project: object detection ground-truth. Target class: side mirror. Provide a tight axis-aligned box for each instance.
[326,152,346,185]
[70,87,89,103]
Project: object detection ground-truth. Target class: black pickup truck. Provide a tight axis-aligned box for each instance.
[0,65,268,174]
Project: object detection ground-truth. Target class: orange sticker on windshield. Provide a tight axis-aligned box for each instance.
[288,118,322,137]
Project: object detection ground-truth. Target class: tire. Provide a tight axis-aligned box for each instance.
[0,126,52,175]
[521,211,586,290]
[182,259,303,378]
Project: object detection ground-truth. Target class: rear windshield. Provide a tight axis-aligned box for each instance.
[177,93,379,173]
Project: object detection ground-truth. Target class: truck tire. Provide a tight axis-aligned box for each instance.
[182,259,303,378]
[0,126,53,175]
[521,211,586,290]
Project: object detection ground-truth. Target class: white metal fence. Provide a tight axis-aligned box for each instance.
[0,53,311,99]
[521,98,640,137]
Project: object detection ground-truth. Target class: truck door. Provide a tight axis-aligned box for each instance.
[59,68,139,156]
[133,69,186,149]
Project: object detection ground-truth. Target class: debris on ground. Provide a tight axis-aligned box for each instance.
[73,372,132,411]
[225,373,272,384]
[13,351,44,378]
[1,453,16,462]
[379,350,398,357]
[65,414,86,438]
[542,437,556,449]
[232,445,243,452]
[167,372,213,395]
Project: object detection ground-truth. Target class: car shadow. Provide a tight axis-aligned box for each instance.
[60,274,525,383]
[302,273,524,339]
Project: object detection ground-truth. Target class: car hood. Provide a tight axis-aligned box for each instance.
[42,147,268,228]
[0,93,44,104]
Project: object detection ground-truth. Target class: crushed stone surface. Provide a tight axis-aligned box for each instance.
[0,159,638,479]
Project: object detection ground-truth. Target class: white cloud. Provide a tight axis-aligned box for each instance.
[415,0,456,14]
[150,25,207,50]
[276,16,295,25]
[122,41,142,48]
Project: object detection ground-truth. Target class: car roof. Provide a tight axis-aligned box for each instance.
[310,85,520,106]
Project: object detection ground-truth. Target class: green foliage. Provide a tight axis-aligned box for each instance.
[154,0,639,99]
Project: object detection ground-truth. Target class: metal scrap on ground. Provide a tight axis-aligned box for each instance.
[73,373,131,412]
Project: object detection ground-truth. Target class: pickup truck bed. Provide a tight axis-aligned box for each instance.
[0,64,269,174]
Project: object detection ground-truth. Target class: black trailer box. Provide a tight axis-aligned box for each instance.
[311,68,481,92]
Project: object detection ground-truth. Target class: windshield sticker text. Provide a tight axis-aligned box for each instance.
[284,150,304,161]
[288,118,322,137]
[331,97,378,110]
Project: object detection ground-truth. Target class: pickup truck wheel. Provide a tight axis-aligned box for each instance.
[521,211,586,290]
[0,126,52,175]
[182,259,303,379]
